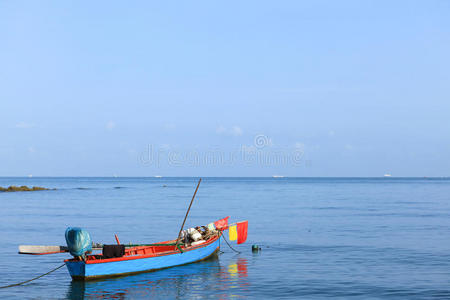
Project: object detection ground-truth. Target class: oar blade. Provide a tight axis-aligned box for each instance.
[19,245,68,255]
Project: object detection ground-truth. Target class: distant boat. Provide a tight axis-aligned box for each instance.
[28,174,33,178]
[384,174,392,177]
[154,175,163,178]
[272,175,284,178]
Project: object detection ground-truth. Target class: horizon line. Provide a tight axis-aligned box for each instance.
[0,176,448,179]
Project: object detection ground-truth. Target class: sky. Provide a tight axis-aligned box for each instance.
[0,1,449,177]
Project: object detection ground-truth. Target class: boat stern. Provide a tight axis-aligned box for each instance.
[65,260,86,280]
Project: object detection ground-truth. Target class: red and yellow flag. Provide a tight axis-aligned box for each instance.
[214,216,229,230]
[236,221,248,244]
[228,225,237,241]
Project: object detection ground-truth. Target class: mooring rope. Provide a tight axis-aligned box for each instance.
[0,263,65,289]
[221,232,241,253]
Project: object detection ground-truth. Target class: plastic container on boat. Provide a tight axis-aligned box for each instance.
[191,240,206,246]
[187,228,202,241]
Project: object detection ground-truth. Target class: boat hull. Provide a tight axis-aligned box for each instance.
[65,238,220,281]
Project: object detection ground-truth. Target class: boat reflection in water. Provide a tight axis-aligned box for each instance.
[66,254,249,299]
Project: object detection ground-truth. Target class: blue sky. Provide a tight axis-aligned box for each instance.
[0,1,449,177]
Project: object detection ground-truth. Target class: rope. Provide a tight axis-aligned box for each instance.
[221,233,241,253]
[0,263,65,289]
[217,234,225,254]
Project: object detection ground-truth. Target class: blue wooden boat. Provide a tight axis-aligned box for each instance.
[65,234,221,281]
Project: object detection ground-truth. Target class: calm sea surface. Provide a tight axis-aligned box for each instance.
[0,177,449,299]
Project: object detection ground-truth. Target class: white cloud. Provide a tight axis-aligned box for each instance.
[216,125,243,136]
[216,126,227,134]
[164,123,176,130]
[159,144,171,150]
[345,144,354,151]
[16,122,35,129]
[231,126,243,136]
[106,121,116,130]
[295,142,305,150]
[28,146,36,153]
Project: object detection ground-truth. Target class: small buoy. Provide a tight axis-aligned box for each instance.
[252,245,261,252]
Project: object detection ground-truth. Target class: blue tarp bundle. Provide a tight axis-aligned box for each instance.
[65,227,92,257]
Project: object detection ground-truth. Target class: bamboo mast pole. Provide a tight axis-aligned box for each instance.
[175,178,202,250]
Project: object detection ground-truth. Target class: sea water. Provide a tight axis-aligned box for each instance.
[0,177,449,299]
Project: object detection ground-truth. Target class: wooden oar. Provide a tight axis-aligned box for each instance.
[175,178,202,249]
[19,242,180,255]
[18,245,103,255]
